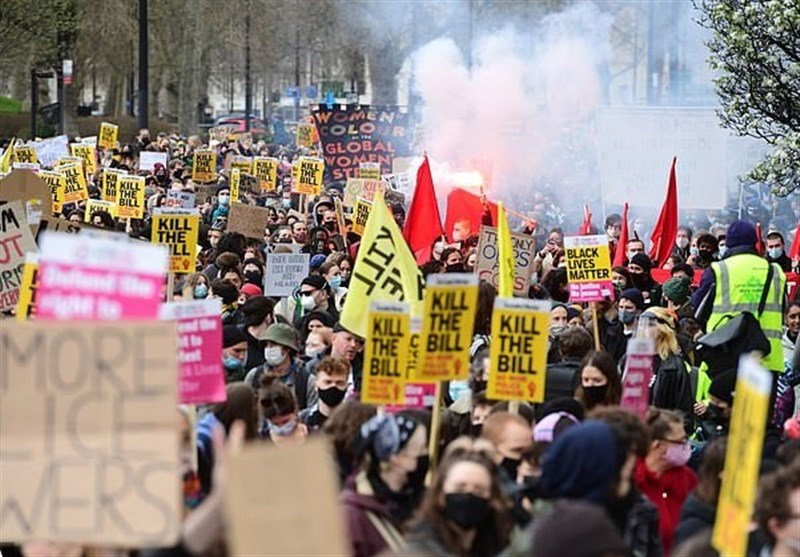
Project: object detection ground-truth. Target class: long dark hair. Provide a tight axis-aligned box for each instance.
[411,438,513,557]
[695,437,727,505]
[473,281,497,336]
[576,350,623,409]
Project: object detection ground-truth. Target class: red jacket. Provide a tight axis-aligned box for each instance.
[634,459,697,557]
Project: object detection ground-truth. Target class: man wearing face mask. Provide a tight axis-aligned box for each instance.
[209,186,230,226]
[686,233,719,271]
[627,253,662,307]
[296,274,339,323]
[481,412,533,497]
[672,226,693,262]
[244,323,317,410]
[221,326,249,382]
[604,289,645,364]
[694,368,735,444]
[766,231,793,272]
[240,296,274,371]
[299,356,349,432]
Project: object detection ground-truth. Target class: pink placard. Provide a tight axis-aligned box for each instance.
[568,281,615,303]
[160,300,226,405]
[620,339,655,418]
[386,382,437,412]
[36,232,167,320]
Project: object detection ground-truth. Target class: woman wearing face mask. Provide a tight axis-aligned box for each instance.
[304,329,332,360]
[576,350,623,412]
[319,261,347,312]
[242,258,264,288]
[258,373,308,445]
[404,438,514,557]
[182,273,209,300]
[209,186,230,225]
[341,414,428,557]
[634,408,697,556]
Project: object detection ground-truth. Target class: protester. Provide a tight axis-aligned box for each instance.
[299,356,349,432]
[766,230,792,272]
[258,372,309,445]
[576,350,623,411]
[544,326,594,403]
[673,437,726,548]
[754,460,800,557]
[221,325,249,382]
[604,288,645,363]
[628,253,662,307]
[480,412,532,490]
[239,296,275,371]
[324,401,378,485]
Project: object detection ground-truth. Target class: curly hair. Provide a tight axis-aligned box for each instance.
[754,460,800,545]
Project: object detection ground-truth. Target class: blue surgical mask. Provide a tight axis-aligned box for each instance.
[718,246,727,258]
[268,418,297,436]
[223,355,242,371]
[282,198,292,209]
[689,246,699,257]
[767,247,783,259]
[218,194,230,206]
[194,283,208,299]
[328,276,342,290]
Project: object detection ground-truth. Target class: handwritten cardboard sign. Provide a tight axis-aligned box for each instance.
[264,253,310,297]
[139,151,168,172]
[227,202,270,240]
[0,201,38,311]
[0,321,181,546]
[475,226,535,297]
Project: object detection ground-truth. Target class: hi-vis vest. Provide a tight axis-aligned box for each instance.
[708,254,786,372]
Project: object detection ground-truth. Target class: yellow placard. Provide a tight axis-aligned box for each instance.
[361,301,410,405]
[60,162,88,203]
[487,298,550,402]
[15,254,39,322]
[55,156,83,169]
[251,157,278,192]
[359,162,381,180]
[713,356,772,557]
[70,143,97,176]
[98,122,119,149]
[84,199,117,223]
[13,145,37,164]
[230,156,253,175]
[352,198,372,236]
[151,213,200,273]
[296,123,316,148]
[38,170,65,214]
[294,156,324,195]
[417,274,479,381]
[230,168,241,202]
[192,150,216,183]
[116,175,145,219]
[101,168,126,202]
[563,234,614,302]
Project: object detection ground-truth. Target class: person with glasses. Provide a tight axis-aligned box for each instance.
[634,408,698,556]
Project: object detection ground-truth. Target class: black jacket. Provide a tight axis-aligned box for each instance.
[604,321,634,364]
[674,492,715,549]
[543,358,582,402]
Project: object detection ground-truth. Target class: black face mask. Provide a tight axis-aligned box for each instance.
[407,455,430,493]
[699,250,714,262]
[445,263,466,273]
[471,379,488,394]
[444,492,491,529]
[324,221,338,232]
[243,270,263,285]
[630,273,648,289]
[704,403,729,424]
[582,384,609,408]
[318,386,346,408]
[468,422,483,438]
[500,456,520,480]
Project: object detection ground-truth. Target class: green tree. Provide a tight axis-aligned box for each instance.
[697,0,800,197]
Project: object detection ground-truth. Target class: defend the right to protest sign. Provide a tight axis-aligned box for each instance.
[416,274,479,381]
[0,320,181,547]
[620,338,655,418]
[713,355,773,557]
[361,301,410,405]
[487,298,550,402]
[564,234,614,302]
[192,149,216,183]
[0,201,38,312]
[151,213,200,273]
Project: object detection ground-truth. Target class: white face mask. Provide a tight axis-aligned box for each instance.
[264,346,286,367]
[300,294,316,311]
[305,346,325,359]
[676,237,689,249]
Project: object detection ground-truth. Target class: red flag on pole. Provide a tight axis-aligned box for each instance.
[612,202,629,268]
[789,222,800,261]
[578,204,593,235]
[648,157,678,266]
[403,156,445,263]
[754,223,765,256]
[443,188,499,243]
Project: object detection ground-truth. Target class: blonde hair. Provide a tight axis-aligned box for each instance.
[643,306,680,360]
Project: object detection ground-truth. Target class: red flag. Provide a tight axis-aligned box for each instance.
[789,222,800,260]
[403,157,444,263]
[648,157,678,266]
[755,223,765,256]
[443,188,498,243]
[578,204,593,235]
[612,202,629,268]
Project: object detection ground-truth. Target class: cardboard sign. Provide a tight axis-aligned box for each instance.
[362,301,410,405]
[620,338,655,418]
[101,168,127,203]
[37,232,168,320]
[13,145,38,164]
[486,298,550,402]
[192,150,216,183]
[84,199,117,223]
[296,122,316,147]
[230,168,241,202]
[165,190,196,209]
[713,356,773,557]
[264,253,310,297]
[209,124,236,142]
[224,439,348,557]
[59,162,88,203]
[475,226,535,297]
[0,170,51,207]
[564,235,614,302]
[160,299,226,404]
[0,321,181,546]
[417,274,479,381]
[343,177,384,208]
[30,135,69,168]
[69,143,97,175]
[38,170,65,214]
[116,175,145,219]
[252,156,278,192]
[0,201,38,311]
[139,151,168,172]
[151,214,200,273]
[352,197,373,235]
[227,203,269,240]
[97,121,119,149]
[359,162,381,180]
[294,156,324,195]
[15,253,39,321]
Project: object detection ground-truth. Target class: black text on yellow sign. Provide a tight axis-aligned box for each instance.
[15,254,39,322]
[39,171,65,214]
[487,298,550,403]
[295,157,324,195]
[361,302,410,405]
[116,176,145,219]
[102,169,125,202]
[253,157,278,191]
[151,214,200,273]
[417,274,479,382]
[192,150,216,183]
[60,163,88,203]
